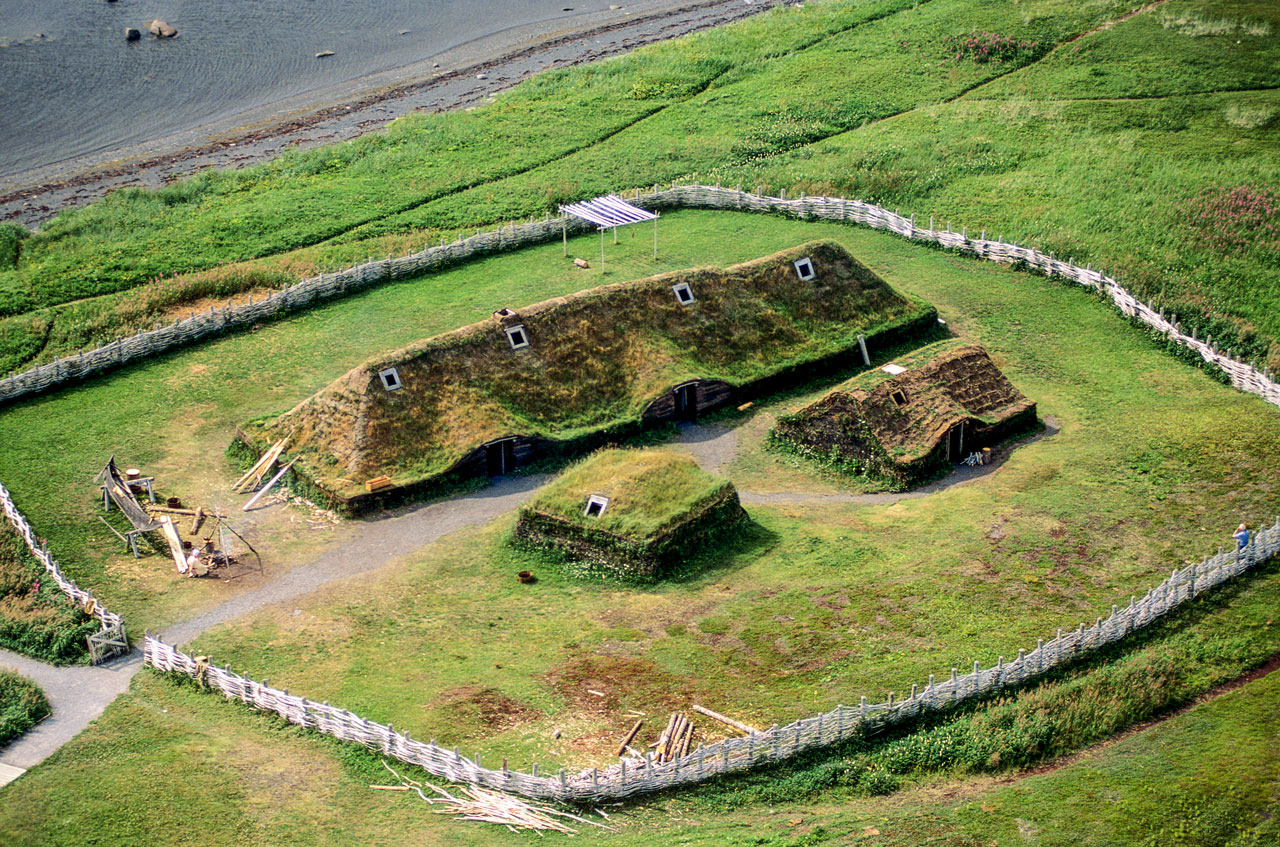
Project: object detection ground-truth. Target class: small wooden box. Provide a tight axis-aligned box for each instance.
[364,476,393,492]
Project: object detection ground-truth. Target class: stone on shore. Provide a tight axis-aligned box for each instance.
[148,19,177,38]
[124,27,141,41]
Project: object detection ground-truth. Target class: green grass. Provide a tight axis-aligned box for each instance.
[5,0,1279,374]
[0,668,50,747]
[522,449,733,540]
[0,209,1275,638]
[2,557,1278,846]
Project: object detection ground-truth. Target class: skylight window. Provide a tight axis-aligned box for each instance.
[793,257,816,281]
[505,324,530,350]
[672,282,695,305]
[378,367,403,391]
[890,389,909,408]
[584,494,610,518]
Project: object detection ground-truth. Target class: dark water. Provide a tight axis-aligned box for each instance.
[0,0,615,179]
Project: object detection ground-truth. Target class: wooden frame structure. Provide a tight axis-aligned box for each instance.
[559,195,659,271]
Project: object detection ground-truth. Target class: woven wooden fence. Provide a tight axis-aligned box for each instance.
[145,516,1280,803]
[3,185,1278,409]
[0,478,126,643]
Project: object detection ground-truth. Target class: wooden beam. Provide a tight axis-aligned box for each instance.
[243,457,298,511]
[615,719,643,757]
[691,704,762,736]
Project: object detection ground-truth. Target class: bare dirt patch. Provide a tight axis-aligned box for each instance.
[434,685,541,735]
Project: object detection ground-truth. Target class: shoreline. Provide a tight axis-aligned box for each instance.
[1,0,786,230]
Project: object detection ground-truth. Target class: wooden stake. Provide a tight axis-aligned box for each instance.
[692,704,763,736]
[243,458,297,511]
[615,719,644,757]
[232,439,285,492]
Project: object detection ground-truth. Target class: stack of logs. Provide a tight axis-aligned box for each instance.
[653,712,694,763]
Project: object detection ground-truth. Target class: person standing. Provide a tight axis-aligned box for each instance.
[1233,523,1250,550]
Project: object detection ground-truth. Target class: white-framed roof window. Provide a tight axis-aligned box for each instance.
[505,324,530,350]
[793,257,816,281]
[672,281,695,305]
[584,494,610,518]
[890,389,909,408]
[378,367,403,391]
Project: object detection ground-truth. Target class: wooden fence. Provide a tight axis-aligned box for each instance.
[0,478,127,661]
[145,516,1280,803]
[2,185,1278,409]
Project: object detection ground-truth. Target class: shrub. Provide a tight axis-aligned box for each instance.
[1181,184,1280,257]
[0,668,50,746]
[0,520,97,665]
[945,31,1041,64]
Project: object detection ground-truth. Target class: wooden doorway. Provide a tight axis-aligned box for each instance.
[947,423,965,461]
[674,382,698,422]
[486,438,517,476]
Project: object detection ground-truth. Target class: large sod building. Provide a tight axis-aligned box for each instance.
[773,342,1036,488]
[237,241,936,511]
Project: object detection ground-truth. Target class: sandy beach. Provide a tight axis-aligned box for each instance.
[1,0,785,229]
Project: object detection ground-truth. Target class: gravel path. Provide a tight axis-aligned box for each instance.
[0,472,545,773]
[0,415,1057,776]
[676,417,1060,504]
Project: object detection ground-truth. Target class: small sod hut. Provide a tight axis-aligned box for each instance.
[773,342,1036,488]
[236,240,938,512]
[513,449,746,580]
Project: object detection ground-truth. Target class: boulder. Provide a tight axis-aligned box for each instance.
[148,19,177,38]
[124,27,141,41]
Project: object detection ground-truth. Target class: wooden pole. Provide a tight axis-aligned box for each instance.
[691,704,762,736]
[562,220,567,257]
[600,228,605,274]
[243,458,298,512]
[615,719,643,757]
[653,215,658,260]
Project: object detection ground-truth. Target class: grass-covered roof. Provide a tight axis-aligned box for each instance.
[521,449,733,541]
[246,240,932,495]
[779,340,1034,465]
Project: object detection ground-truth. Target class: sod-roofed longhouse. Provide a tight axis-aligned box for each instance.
[238,241,936,511]
[513,449,746,579]
[773,342,1037,488]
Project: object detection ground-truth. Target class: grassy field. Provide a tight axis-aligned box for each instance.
[1,556,1277,845]
[0,211,1276,637]
[0,212,1274,842]
[2,0,1278,374]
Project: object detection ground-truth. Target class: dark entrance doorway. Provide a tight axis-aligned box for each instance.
[674,383,698,422]
[947,423,965,461]
[486,438,516,476]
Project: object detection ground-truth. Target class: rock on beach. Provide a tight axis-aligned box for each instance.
[148,19,177,38]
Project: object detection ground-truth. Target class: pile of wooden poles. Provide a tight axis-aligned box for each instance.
[653,712,694,763]
[374,762,613,834]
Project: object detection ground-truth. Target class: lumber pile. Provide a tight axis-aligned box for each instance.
[653,712,694,763]
[376,762,613,834]
[233,439,287,493]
